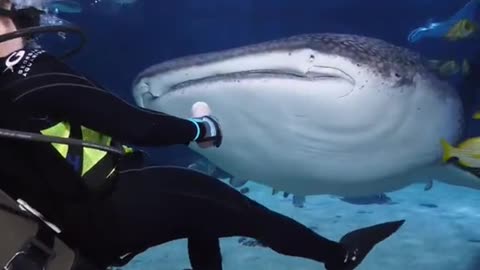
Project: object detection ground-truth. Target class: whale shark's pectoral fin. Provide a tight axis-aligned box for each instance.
[431,162,480,190]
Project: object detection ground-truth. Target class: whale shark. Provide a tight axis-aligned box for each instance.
[132,33,480,197]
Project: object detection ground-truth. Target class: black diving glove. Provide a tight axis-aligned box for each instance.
[325,220,405,270]
[191,115,223,148]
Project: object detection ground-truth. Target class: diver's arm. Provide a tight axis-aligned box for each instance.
[13,84,210,146]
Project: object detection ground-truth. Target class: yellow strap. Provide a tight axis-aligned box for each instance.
[122,145,134,154]
[41,122,134,176]
[81,126,112,176]
[40,122,71,158]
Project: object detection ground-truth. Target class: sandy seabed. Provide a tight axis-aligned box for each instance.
[119,180,480,270]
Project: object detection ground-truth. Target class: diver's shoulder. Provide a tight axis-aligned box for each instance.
[0,47,77,79]
[0,48,51,75]
[2,47,50,63]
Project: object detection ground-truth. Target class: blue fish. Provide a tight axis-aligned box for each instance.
[407,0,479,43]
[46,0,82,14]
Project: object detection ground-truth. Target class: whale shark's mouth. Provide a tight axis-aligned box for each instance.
[170,68,353,90]
[136,65,355,103]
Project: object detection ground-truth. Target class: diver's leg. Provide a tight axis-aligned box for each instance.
[106,166,404,270]
[187,237,222,270]
[105,166,238,270]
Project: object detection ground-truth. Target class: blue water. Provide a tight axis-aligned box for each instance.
[48,0,480,269]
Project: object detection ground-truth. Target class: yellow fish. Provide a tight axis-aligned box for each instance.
[428,59,471,78]
[441,138,480,168]
[438,60,460,76]
[445,19,478,41]
[473,111,480,119]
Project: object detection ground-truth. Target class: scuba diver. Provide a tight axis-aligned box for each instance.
[0,0,406,270]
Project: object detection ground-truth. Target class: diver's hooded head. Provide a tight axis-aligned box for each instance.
[0,0,48,51]
[0,0,86,58]
[0,0,28,56]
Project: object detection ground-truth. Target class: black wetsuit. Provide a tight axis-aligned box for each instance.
[0,48,402,270]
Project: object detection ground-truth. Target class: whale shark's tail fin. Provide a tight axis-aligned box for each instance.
[326,220,405,270]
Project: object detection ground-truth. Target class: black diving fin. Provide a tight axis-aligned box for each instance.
[326,219,405,270]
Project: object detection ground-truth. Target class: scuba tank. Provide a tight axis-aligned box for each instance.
[0,124,127,270]
[0,188,102,270]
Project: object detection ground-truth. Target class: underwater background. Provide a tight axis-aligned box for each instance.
[46,0,480,269]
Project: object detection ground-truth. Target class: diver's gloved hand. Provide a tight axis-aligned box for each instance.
[190,102,223,148]
[194,115,223,148]
[325,220,405,270]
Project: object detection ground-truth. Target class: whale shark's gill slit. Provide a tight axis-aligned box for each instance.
[337,87,355,99]
[169,69,349,91]
[310,65,356,85]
